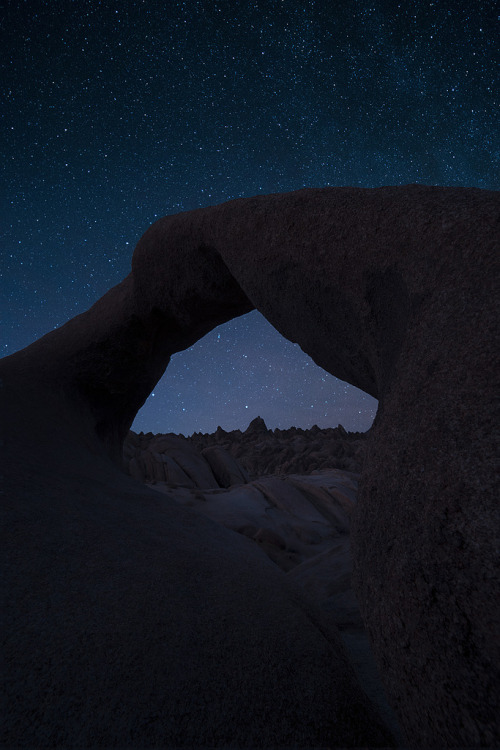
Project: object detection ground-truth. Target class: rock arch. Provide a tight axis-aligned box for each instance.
[1,185,498,747]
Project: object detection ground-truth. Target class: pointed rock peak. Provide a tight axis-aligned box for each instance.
[245,416,268,434]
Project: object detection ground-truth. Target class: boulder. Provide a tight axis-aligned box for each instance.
[201,444,249,487]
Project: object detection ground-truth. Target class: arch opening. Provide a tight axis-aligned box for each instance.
[131,311,378,437]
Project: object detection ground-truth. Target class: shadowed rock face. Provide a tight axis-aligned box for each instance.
[1,185,498,747]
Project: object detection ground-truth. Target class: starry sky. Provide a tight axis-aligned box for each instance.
[2,1,498,435]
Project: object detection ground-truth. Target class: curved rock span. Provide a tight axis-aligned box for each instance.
[1,185,498,747]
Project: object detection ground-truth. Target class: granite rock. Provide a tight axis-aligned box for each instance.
[124,419,367,488]
[1,185,498,747]
[201,444,250,487]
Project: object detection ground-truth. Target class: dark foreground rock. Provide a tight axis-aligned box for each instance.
[1,185,498,747]
[147,464,405,743]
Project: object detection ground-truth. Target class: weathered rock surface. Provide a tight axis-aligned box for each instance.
[147,464,405,744]
[123,418,369,486]
[190,417,369,476]
[123,430,221,488]
[150,467,357,572]
[0,433,394,748]
[1,185,498,747]
[201,445,250,487]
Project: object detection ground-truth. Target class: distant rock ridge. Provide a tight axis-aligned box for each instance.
[125,417,369,486]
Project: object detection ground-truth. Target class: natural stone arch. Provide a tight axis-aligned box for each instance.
[1,185,498,747]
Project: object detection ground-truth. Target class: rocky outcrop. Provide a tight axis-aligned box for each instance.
[123,430,220,488]
[149,465,405,743]
[1,185,498,747]
[200,445,249,487]
[152,467,356,570]
[189,418,369,476]
[244,415,268,435]
[123,424,361,571]
[124,419,369,487]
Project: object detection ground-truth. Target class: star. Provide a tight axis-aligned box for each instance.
[2,1,496,435]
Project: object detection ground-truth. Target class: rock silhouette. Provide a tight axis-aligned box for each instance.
[1,185,498,747]
[124,419,369,484]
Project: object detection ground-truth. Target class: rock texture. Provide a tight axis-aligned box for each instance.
[148,465,358,572]
[123,418,369,484]
[191,417,369,476]
[144,460,405,743]
[0,431,393,746]
[1,185,499,747]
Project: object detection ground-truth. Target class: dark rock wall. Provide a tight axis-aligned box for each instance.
[1,185,498,747]
[123,185,500,747]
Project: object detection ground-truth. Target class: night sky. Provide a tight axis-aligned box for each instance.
[2,1,498,435]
